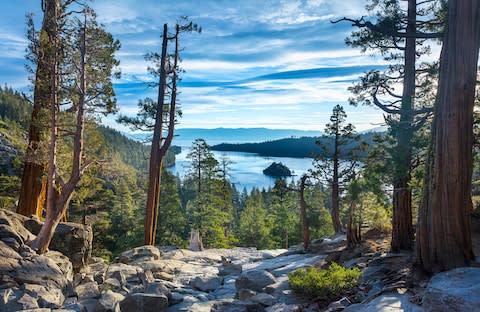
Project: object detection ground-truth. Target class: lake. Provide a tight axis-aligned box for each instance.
[167,146,314,192]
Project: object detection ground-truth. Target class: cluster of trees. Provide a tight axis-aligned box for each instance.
[333,0,480,273]
[211,132,376,158]
[1,0,479,277]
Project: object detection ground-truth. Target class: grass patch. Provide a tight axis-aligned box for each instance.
[288,263,361,301]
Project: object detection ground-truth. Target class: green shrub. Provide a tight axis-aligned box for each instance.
[288,263,361,300]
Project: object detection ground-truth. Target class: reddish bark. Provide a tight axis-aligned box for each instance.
[17,0,59,218]
[416,0,480,273]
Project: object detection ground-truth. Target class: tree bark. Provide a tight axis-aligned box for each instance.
[331,127,343,233]
[17,0,59,218]
[347,200,360,249]
[144,24,168,246]
[416,0,480,273]
[31,8,86,253]
[299,175,310,251]
[391,0,416,252]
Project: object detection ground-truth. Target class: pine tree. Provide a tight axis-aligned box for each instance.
[312,105,362,233]
[31,4,120,253]
[156,171,186,247]
[335,0,444,250]
[237,190,272,249]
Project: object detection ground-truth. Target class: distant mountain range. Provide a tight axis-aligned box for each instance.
[127,128,324,146]
[126,126,386,147]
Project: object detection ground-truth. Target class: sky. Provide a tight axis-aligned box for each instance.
[0,0,392,132]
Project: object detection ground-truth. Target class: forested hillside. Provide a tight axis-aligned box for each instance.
[211,132,377,158]
[0,1,479,311]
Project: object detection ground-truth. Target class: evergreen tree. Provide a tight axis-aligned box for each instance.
[270,179,299,248]
[312,105,362,233]
[237,190,272,249]
[185,139,233,248]
[31,4,120,253]
[335,0,444,250]
[156,171,186,247]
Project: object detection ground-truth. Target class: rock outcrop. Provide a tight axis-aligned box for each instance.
[25,216,93,270]
[422,267,480,312]
[0,210,73,310]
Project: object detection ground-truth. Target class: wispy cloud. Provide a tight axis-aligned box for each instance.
[0,0,396,131]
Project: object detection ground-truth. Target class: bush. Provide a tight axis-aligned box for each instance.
[288,263,361,300]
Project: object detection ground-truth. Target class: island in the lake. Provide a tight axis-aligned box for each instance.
[263,162,293,177]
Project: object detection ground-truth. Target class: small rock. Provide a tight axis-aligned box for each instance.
[45,250,74,282]
[106,263,141,284]
[343,293,421,312]
[119,293,168,312]
[145,281,171,299]
[237,289,256,301]
[78,298,99,312]
[250,293,277,306]
[325,297,351,312]
[170,292,184,306]
[58,302,87,312]
[235,270,276,292]
[94,290,124,312]
[190,276,223,292]
[153,271,174,281]
[17,292,40,310]
[110,270,126,287]
[219,262,242,276]
[101,278,122,291]
[75,282,100,300]
[211,300,265,312]
[265,303,301,312]
[24,283,64,308]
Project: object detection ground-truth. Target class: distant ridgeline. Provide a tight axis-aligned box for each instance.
[211,132,379,159]
[0,86,176,173]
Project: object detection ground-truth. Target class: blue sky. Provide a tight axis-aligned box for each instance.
[0,0,392,131]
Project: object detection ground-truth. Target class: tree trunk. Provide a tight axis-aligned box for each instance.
[31,8,87,253]
[331,130,343,233]
[391,0,416,252]
[299,175,310,250]
[416,0,480,273]
[17,0,59,218]
[189,229,204,251]
[144,24,168,246]
[347,200,360,249]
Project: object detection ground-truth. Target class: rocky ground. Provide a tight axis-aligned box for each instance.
[1,208,480,312]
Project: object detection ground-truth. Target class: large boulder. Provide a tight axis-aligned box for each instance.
[0,209,79,311]
[105,263,142,284]
[75,281,100,300]
[118,246,160,264]
[23,283,65,308]
[343,293,421,312]
[219,258,242,276]
[235,270,276,292]
[16,254,69,290]
[422,267,480,312]
[25,218,93,271]
[190,276,223,292]
[94,290,124,312]
[0,209,35,245]
[119,293,168,312]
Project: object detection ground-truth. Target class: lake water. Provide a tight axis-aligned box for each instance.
[167,146,314,192]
